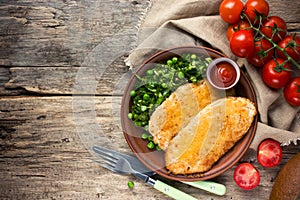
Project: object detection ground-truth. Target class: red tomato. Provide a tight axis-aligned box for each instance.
[234,163,260,190]
[226,20,253,40]
[219,0,244,24]
[277,34,300,62]
[260,16,287,43]
[247,38,274,67]
[261,58,292,89]
[230,30,254,58]
[284,77,300,106]
[244,0,269,25]
[258,139,282,168]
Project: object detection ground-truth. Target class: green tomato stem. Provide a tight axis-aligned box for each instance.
[242,13,300,69]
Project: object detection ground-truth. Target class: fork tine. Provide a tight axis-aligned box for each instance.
[93,146,119,162]
[95,152,118,164]
[94,160,117,172]
[93,145,124,159]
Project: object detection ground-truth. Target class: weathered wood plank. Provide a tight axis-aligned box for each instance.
[0,0,147,67]
[2,56,131,96]
[0,97,299,199]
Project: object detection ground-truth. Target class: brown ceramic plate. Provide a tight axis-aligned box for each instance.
[121,46,258,181]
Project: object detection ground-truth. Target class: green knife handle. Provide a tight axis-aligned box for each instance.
[182,181,226,196]
[154,180,197,200]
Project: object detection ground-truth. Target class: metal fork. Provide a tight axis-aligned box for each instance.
[94,147,198,200]
[93,145,226,196]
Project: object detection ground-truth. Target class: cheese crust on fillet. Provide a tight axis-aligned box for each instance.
[148,80,217,150]
[165,97,256,175]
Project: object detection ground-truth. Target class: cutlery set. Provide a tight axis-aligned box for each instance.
[93,145,226,199]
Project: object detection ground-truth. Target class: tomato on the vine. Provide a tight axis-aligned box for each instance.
[260,16,287,43]
[226,20,253,41]
[277,34,300,62]
[261,58,292,89]
[244,0,269,25]
[230,30,254,58]
[284,77,300,106]
[258,139,282,168]
[219,0,244,24]
[247,38,274,67]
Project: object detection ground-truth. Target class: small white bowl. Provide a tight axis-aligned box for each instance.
[206,57,241,90]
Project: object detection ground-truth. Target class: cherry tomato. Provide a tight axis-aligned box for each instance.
[219,0,244,24]
[277,34,300,62]
[258,139,282,168]
[226,20,253,40]
[260,16,287,43]
[284,77,300,106]
[230,30,254,58]
[244,0,269,25]
[247,38,274,67]
[261,58,292,89]
[234,163,260,190]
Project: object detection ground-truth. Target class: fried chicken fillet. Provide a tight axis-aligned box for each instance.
[165,97,256,175]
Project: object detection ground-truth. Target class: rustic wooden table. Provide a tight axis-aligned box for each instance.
[0,0,299,199]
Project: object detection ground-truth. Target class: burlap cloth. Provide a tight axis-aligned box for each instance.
[125,0,299,160]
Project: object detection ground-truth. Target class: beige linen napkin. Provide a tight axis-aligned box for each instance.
[125,0,299,159]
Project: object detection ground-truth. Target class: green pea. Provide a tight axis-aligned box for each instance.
[167,60,173,66]
[127,113,133,119]
[177,71,185,79]
[147,141,155,149]
[147,69,154,76]
[161,83,167,88]
[156,145,161,151]
[147,135,153,141]
[172,57,178,63]
[134,121,142,127]
[141,105,147,112]
[133,114,139,120]
[191,54,197,60]
[143,93,150,100]
[144,125,149,131]
[190,76,197,83]
[141,133,148,140]
[130,90,136,97]
[127,181,134,189]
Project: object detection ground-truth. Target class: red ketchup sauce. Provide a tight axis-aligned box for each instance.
[210,62,237,88]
